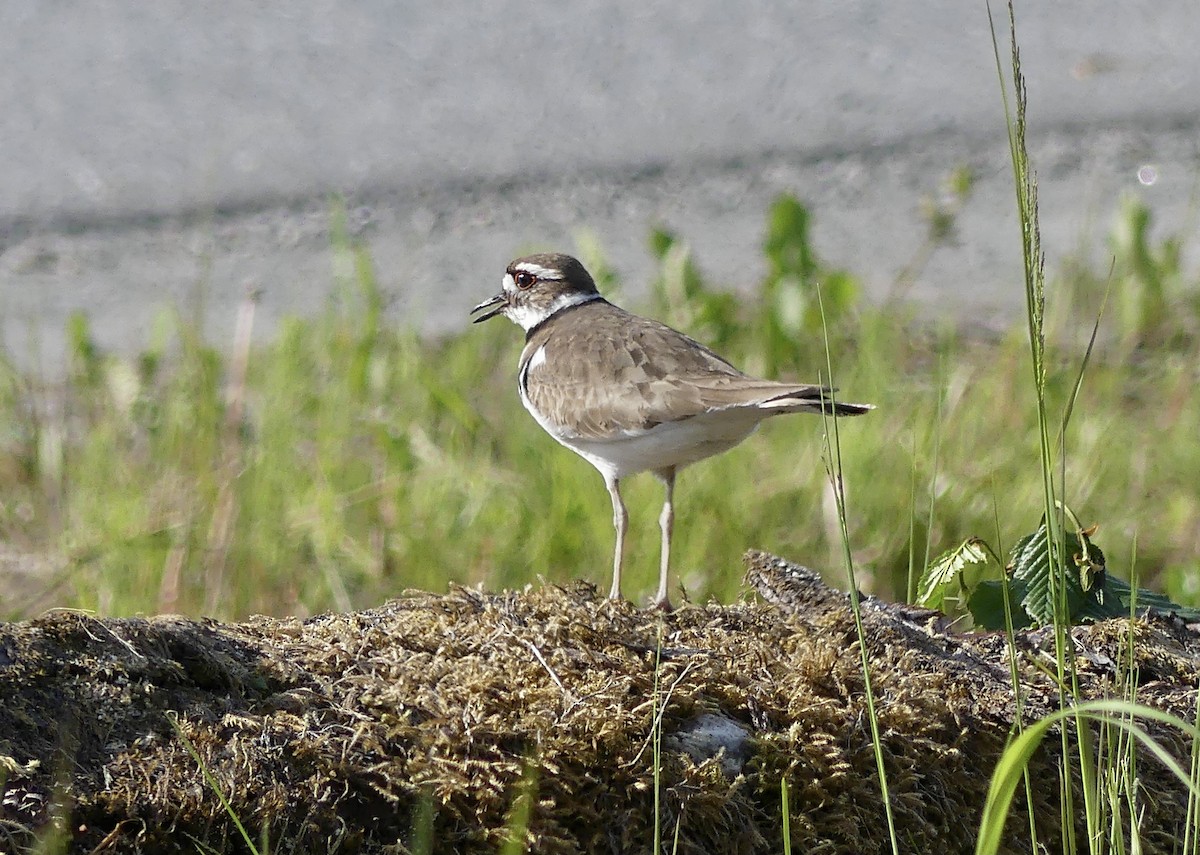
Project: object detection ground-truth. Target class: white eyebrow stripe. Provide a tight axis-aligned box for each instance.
[513,262,564,279]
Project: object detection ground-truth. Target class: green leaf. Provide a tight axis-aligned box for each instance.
[1009,517,1110,626]
[648,227,678,260]
[763,194,814,280]
[1007,514,1200,627]
[1098,574,1200,623]
[966,580,1033,631]
[917,537,990,610]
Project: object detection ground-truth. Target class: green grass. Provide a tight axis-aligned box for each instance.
[967,6,1200,854]
[0,184,1196,621]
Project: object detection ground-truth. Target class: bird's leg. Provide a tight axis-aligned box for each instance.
[653,467,676,609]
[605,474,627,600]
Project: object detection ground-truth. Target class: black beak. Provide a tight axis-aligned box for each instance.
[470,293,506,324]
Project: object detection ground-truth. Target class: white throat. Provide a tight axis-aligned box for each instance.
[507,289,602,332]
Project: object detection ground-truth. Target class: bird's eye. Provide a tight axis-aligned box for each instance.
[514,271,536,290]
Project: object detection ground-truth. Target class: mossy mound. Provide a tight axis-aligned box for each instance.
[0,551,1196,853]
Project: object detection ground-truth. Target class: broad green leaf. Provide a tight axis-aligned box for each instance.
[966,579,1033,631]
[1006,514,1200,627]
[917,537,991,610]
[1009,518,1110,626]
[1099,574,1200,623]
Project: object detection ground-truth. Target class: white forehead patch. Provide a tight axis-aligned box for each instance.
[513,261,564,280]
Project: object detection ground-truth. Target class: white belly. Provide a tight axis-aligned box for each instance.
[555,409,764,479]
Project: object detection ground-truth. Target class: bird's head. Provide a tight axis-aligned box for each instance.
[470,253,601,332]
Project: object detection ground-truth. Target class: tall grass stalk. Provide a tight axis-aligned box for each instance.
[910,356,945,604]
[984,4,1200,851]
[816,286,900,855]
[988,0,1067,637]
[499,761,538,855]
[975,701,1200,855]
[652,620,664,855]
[991,46,1099,841]
[988,486,1041,851]
[780,776,792,855]
[904,430,920,603]
[168,714,264,855]
[409,792,435,855]
[988,1,1100,846]
[1186,681,1200,854]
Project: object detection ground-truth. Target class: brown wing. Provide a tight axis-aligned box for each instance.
[523,303,842,440]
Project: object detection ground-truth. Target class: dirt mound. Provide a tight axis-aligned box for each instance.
[0,551,1196,853]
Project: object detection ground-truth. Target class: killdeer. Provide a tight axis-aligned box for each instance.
[471,253,872,608]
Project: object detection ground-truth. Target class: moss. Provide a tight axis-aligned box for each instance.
[0,554,1196,853]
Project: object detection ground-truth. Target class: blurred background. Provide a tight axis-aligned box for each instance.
[4,1,1197,360]
[1,2,1198,619]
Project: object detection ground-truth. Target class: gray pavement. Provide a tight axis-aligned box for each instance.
[2,1,1198,367]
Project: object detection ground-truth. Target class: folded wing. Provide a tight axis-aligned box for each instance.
[524,306,870,441]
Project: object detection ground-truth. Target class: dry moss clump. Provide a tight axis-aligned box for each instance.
[0,550,1197,853]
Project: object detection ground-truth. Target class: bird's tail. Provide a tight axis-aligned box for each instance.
[760,386,874,417]
[821,399,873,416]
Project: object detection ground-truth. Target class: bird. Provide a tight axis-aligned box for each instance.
[471,252,872,608]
